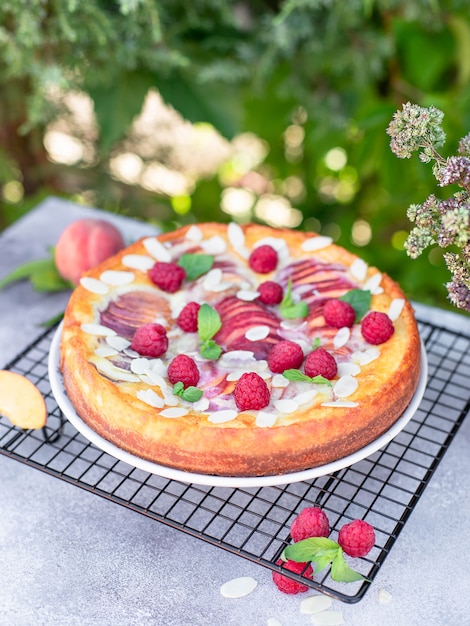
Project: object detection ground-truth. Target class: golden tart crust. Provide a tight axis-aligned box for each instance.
[60,223,421,477]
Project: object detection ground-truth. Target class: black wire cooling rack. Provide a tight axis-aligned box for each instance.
[1,317,470,603]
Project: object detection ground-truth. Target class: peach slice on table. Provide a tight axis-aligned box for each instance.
[0,371,47,429]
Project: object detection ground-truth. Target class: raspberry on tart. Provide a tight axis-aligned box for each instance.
[233,372,270,411]
[304,348,337,380]
[249,244,278,273]
[323,298,356,328]
[130,323,168,357]
[149,261,186,293]
[258,281,283,305]
[361,311,395,345]
[167,355,200,388]
[177,301,201,332]
[267,340,304,374]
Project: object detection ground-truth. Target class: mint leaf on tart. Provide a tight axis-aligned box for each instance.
[173,382,204,402]
[339,289,371,322]
[284,537,365,583]
[178,253,214,281]
[197,303,223,360]
[280,279,309,319]
[283,369,332,386]
[312,337,321,349]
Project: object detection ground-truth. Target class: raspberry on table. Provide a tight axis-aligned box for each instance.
[338,519,375,558]
[290,507,331,542]
[361,311,394,345]
[177,301,201,332]
[304,348,338,380]
[233,372,270,411]
[272,559,314,594]
[323,298,356,328]
[267,340,304,374]
[258,281,283,305]
[149,261,186,293]
[131,323,168,358]
[167,354,200,388]
[249,245,278,273]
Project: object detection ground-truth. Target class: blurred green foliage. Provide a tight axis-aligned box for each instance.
[1,0,470,311]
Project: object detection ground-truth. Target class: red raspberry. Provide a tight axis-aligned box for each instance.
[167,354,200,388]
[304,348,337,380]
[361,311,394,345]
[272,559,314,594]
[267,340,304,374]
[149,261,186,293]
[258,281,283,305]
[323,299,356,328]
[290,507,330,542]
[177,301,201,332]
[130,323,168,357]
[233,372,270,411]
[249,245,278,273]
[338,519,375,558]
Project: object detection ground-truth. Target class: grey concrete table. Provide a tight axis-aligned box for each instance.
[1,197,469,626]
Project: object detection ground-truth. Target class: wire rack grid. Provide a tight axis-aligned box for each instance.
[1,317,469,603]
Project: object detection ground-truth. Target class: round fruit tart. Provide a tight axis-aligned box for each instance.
[59,222,421,477]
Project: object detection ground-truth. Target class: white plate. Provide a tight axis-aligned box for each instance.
[48,323,428,488]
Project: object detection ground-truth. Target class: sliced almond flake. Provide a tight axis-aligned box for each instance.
[334,375,358,398]
[337,362,361,377]
[219,351,255,366]
[271,374,290,388]
[378,588,393,604]
[349,258,368,281]
[137,389,164,408]
[267,619,282,626]
[123,348,140,358]
[121,253,155,271]
[300,595,333,615]
[254,359,269,372]
[160,407,189,418]
[201,235,227,255]
[226,369,245,382]
[208,409,238,424]
[93,359,140,382]
[99,270,135,286]
[227,221,246,248]
[334,327,350,349]
[322,401,358,408]
[363,272,382,293]
[143,369,168,388]
[162,392,179,407]
[301,235,333,251]
[185,224,203,242]
[130,358,151,375]
[352,347,380,365]
[311,611,345,625]
[245,325,270,341]
[94,346,118,358]
[193,397,210,412]
[142,236,172,262]
[293,389,318,406]
[80,277,109,294]
[203,268,223,291]
[237,289,260,301]
[253,236,287,252]
[273,398,299,414]
[388,297,405,321]
[81,323,116,337]
[149,359,167,377]
[153,316,169,328]
[106,335,130,351]
[280,319,307,331]
[255,411,278,428]
[219,576,258,599]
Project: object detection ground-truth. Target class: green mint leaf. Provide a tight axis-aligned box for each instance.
[178,253,214,281]
[280,279,309,319]
[0,256,70,292]
[284,537,340,564]
[180,386,204,402]
[283,369,332,386]
[200,339,223,360]
[312,338,321,349]
[198,303,222,342]
[340,289,371,322]
[330,550,365,583]
[173,382,185,396]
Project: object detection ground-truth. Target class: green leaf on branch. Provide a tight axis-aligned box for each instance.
[178,253,214,281]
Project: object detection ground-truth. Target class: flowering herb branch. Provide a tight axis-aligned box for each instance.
[387,102,470,312]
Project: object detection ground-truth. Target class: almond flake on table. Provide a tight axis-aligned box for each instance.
[267,618,283,626]
[121,253,155,271]
[311,611,345,625]
[378,588,393,604]
[142,236,172,262]
[300,594,333,615]
[219,576,258,598]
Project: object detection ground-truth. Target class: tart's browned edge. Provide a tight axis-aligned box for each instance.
[60,222,421,477]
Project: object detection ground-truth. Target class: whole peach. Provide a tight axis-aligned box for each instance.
[55,218,125,285]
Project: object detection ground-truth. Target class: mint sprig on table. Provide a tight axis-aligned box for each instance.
[282,369,332,386]
[177,253,214,281]
[339,289,371,322]
[284,537,366,583]
[280,279,309,319]
[197,303,223,360]
[173,381,204,402]
[0,250,71,292]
